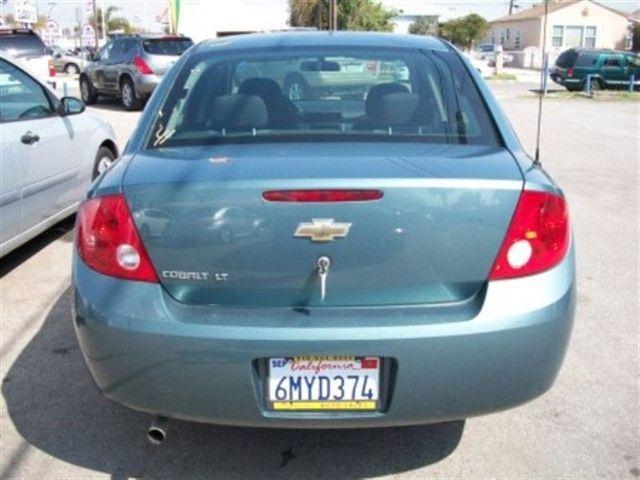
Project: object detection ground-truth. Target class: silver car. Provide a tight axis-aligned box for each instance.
[79,35,193,111]
[50,46,86,75]
[0,55,117,257]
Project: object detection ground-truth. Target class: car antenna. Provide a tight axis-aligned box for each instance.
[534,0,550,165]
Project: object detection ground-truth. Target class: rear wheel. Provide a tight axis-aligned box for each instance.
[64,63,80,75]
[92,146,116,180]
[80,76,97,105]
[120,78,143,111]
[588,78,603,92]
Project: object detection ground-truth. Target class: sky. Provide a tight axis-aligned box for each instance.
[1,0,639,30]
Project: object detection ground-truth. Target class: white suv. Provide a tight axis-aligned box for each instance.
[0,28,56,88]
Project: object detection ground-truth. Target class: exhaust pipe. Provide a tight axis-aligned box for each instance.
[147,416,170,445]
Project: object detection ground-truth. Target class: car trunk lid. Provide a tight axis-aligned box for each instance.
[123,142,523,307]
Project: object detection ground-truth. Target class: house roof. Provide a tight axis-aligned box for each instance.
[490,0,632,24]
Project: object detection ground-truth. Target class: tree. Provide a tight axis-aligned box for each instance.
[89,5,133,36]
[289,0,397,32]
[438,14,489,50]
[408,15,438,36]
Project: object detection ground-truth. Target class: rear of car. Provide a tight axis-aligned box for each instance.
[0,29,55,87]
[133,36,194,98]
[72,33,575,428]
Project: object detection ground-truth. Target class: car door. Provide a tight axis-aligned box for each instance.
[0,59,84,239]
[90,42,113,92]
[102,39,126,93]
[601,54,627,87]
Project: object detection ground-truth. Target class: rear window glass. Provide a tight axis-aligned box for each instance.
[142,38,193,56]
[0,34,48,57]
[575,52,599,67]
[147,46,500,149]
[556,50,578,68]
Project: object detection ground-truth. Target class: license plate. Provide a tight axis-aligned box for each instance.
[268,356,380,411]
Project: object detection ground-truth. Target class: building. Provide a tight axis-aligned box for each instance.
[162,0,290,41]
[485,0,635,66]
[380,1,458,34]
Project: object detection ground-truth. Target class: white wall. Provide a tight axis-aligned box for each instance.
[177,0,290,42]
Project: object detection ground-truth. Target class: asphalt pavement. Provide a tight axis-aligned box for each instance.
[0,81,638,479]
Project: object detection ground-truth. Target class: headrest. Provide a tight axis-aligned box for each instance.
[366,92,419,126]
[209,94,268,130]
[238,78,283,98]
[365,83,410,118]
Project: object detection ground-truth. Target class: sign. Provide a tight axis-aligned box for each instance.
[15,2,37,24]
[82,23,96,47]
[42,20,62,46]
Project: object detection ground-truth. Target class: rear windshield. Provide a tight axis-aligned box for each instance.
[555,49,578,68]
[146,46,501,149]
[0,34,48,57]
[142,38,193,56]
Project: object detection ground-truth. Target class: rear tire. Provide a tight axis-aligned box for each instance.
[80,76,97,105]
[120,77,143,111]
[92,146,116,180]
[588,78,603,92]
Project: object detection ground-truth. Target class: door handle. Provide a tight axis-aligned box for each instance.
[21,131,40,145]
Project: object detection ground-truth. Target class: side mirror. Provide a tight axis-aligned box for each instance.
[53,52,62,58]
[58,97,86,116]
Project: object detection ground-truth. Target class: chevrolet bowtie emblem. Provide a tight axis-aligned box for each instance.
[294,219,352,242]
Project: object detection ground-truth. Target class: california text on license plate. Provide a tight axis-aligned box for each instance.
[268,356,380,411]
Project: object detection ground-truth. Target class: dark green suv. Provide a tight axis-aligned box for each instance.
[550,49,640,91]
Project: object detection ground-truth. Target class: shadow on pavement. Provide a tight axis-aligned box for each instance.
[0,216,75,278]
[3,288,465,479]
[87,97,143,112]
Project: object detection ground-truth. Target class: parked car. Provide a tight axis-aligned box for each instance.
[475,43,514,66]
[79,34,194,110]
[550,48,640,91]
[237,57,410,101]
[0,55,117,258]
[0,28,56,87]
[49,46,86,75]
[72,32,575,437]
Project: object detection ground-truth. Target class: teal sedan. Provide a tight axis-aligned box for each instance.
[72,32,575,439]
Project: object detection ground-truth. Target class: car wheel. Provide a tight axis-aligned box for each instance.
[65,63,80,75]
[120,78,143,111]
[92,146,116,180]
[80,76,97,105]
[284,75,308,101]
[589,78,603,92]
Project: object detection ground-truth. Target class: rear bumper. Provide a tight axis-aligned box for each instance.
[133,74,162,97]
[72,246,575,428]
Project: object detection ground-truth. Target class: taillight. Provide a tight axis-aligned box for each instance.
[263,189,383,202]
[133,55,154,75]
[76,194,158,282]
[489,190,569,280]
[48,59,56,77]
[567,67,574,78]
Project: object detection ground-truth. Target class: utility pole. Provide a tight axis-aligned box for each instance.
[329,0,337,31]
[92,0,99,48]
[508,0,515,15]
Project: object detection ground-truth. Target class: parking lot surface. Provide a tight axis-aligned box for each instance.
[1,82,638,479]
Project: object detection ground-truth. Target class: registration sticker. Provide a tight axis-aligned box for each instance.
[268,356,380,411]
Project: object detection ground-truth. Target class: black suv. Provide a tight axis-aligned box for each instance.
[80,35,193,110]
[550,48,640,91]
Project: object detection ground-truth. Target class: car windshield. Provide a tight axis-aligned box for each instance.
[147,46,500,149]
[0,34,48,57]
[142,38,194,56]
